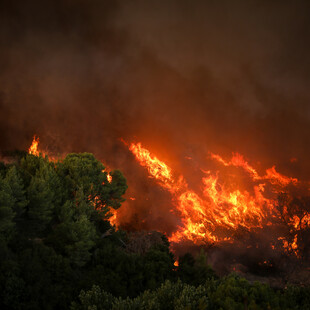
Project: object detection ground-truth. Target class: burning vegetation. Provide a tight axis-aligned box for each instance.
[112,141,309,261]
[29,136,310,275]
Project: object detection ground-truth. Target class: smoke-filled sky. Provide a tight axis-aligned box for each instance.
[1,0,310,176]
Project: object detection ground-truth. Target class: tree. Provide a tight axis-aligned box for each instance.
[26,163,57,236]
[47,200,97,267]
[177,251,215,286]
[71,281,209,310]
[5,166,28,222]
[58,153,127,217]
[0,176,15,242]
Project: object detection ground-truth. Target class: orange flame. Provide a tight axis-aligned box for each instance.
[127,142,304,253]
[107,173,112,183]
[129,143,176,190]
[28,135,40,156]
[265,166,298,186]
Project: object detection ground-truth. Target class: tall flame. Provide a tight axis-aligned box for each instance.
[127,142,307,254]
[28,135,40,156]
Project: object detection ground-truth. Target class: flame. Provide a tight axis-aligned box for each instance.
[109,209,118,226]
[126,142,305,254]
[211,152,259,179]
[129,143,177,191]
[107,173,112,183]
[28,135,40,156]
[265,166,298,186]
[26,136,306,256]
[28,135,55,160]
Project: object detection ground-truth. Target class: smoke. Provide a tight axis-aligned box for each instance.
[1,0,310,273]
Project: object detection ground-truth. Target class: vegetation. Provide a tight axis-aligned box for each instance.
[0,152,310,309]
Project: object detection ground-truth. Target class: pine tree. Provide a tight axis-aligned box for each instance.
[0,176,15,242]
[26,162,56,236]
[5,166,28,221]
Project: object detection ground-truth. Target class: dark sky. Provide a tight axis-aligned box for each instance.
[0,0,310,179]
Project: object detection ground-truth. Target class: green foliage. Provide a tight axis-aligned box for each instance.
[178,250,216,286]
[5,166,28,219]
[105,170,128,209]
[59,153,127,214]
[71,285,114,310]
[26,165,56,235]
[48,202,97,267]
[72,271,310,310]
[282,285,310,309]
[0,152,129,309]
[204,274,284,310]
[0,176,15,241]
[72,280,209,310]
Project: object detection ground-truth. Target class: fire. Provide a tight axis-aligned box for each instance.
[126,142,306,254]
[26,136,307,257]
[210,152,259,179]
[27,134,55,160]
[28,135,40,156]
[107,173,112,183]
[265,166,298,186]
[109,209,118,226]
[129,143,177,191]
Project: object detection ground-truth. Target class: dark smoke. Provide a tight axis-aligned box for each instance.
[1,0,310,276]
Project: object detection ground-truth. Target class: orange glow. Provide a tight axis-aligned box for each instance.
[126,142,305,255]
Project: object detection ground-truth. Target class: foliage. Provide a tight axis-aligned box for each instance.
[0,153,129,309]
[71,280,209,310]
[177,250,216,286]
[72,274,310,310]
[0,175,15,242]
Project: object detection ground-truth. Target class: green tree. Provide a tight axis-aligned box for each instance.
[26,163,57,236]
[47,200,97,267]
[0,176,15,242]
[177,251,215,286]
[5,166,28,221]
[59,153,127,216]
[71,281,209,310]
